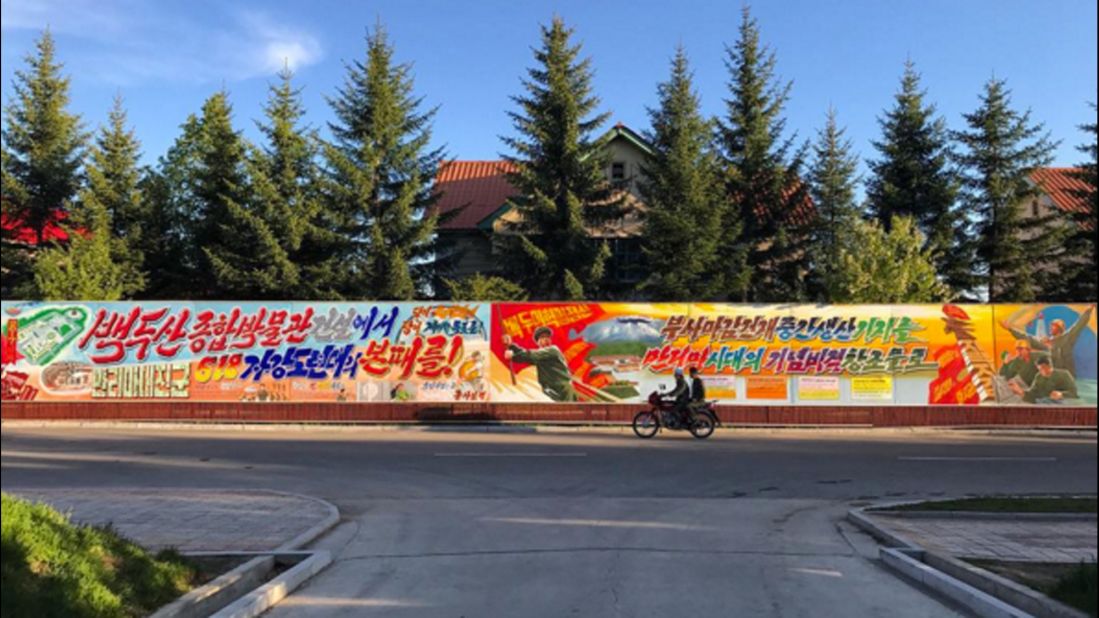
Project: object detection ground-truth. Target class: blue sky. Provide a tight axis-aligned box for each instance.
[2,0,1096,178]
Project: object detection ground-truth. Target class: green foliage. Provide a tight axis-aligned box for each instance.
[808,108,861,301]
[498,17,619,300]
[638,46,730,301]
[443,273,528,301]
[1047,561,1097,617]
[253,68,343,300]
[1,30,86,297]
[32,201,127,301]
[324,22,443,300]
[867,61,973,296]
[138,116,204,298]
[716,7,810,302]
[590,340,649,357]
[1,492,196,618]
[1060,104,1098,302]
[830,216,949,303]
[954,78,1062,302]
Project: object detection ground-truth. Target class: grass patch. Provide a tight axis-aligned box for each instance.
[1,492,200,618]
[879,496,1097,513]
[969,559,1097,617]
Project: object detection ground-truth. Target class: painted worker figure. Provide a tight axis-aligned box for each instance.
[1010,356,1078,404]
[502,327,578,402]
[1002,306,1094,378]
[998,339,1047,386]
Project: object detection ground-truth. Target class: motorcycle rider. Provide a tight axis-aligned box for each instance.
[667,367,690,425]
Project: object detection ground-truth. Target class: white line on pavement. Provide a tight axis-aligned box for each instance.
[897,456,1057,461]
[433,452,588,457]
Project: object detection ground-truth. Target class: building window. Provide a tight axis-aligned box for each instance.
[1031,200,1040,218]
[611,161,626,181]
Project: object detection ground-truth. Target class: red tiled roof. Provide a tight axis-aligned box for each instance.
[434,159,815,230]
[0,208,70,245]
[1030,167,1091,216]
[434,161,519,230]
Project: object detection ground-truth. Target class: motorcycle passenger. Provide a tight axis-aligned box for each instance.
[689,366,705,405]
[667,367,690,425]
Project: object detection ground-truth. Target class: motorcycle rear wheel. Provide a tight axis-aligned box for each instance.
[688,413,715,439]
[632,410,659,439]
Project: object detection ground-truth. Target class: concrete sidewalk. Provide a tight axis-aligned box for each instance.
[7,488,338,552]
[862,511,1097,563]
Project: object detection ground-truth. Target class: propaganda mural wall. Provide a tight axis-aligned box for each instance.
[2,301,1095,407]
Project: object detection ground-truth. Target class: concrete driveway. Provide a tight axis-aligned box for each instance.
[3,425,1096,616]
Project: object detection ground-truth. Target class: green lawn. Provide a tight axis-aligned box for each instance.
[970,559,1097,617]
[879,496,1097,513]
[1,493,199,618]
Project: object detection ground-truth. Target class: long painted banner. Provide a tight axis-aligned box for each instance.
[1,301,1095,407]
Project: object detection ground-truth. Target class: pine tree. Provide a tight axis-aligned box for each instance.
[33,194,126,301]
[1062,104,1097,301]
[193,92,297,299]
[808,107,861,302]
[75,96,147,297]
[716,7,810,302]
[1,30,86,296]
[498,17,619,300]
[138,116,204,298]
[324,23,443,300]
[831,216,948,303]
[253,68,342,299]
[866,61,973,296]
[954,78,1061,302]
[444,273,528,301]
[638,46,731,301]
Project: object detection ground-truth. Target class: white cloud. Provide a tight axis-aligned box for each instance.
[1,0,323,84]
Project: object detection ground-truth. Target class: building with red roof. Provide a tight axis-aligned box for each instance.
[433,124,814,292]
[1026,167,1093,230]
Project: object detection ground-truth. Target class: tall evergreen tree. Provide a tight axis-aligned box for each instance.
[138,116,203,298]
[173,92,295,299]
[866,61,973,296]
[1062,104,1097,301]
[1,30,86,296]
[253,68,342,299]
[954,78,1061,302]
[807,107,861,302]
[77,96,147,297]
[716,7,810,302]
[498,17,619,300]
[325,23,443,300]
[638,46,731,301]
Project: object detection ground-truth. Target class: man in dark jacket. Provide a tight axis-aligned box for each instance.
[689,366,706,403]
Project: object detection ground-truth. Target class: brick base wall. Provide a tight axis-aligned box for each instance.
[2,402,1095,427]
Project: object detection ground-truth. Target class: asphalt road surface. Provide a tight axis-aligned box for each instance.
[3,425,1096,617]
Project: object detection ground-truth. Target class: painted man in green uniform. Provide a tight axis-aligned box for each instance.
[998,339,1047,386]
[1010,357,1078,404]
[502,326,578,402]
[1002,306,1094,378]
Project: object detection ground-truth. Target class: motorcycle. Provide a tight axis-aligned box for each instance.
[632,388,718,439]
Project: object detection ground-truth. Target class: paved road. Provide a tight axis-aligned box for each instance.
[3,426,1096,617]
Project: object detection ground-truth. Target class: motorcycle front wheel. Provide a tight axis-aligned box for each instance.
[688,413,715,439]
[632,410,659,439]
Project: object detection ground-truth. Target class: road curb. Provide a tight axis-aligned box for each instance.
[881,548,1030,618]
[209,551,332,618]
[850,503,1095,618]
[269,491,341,551]
[865,509,1097,522]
